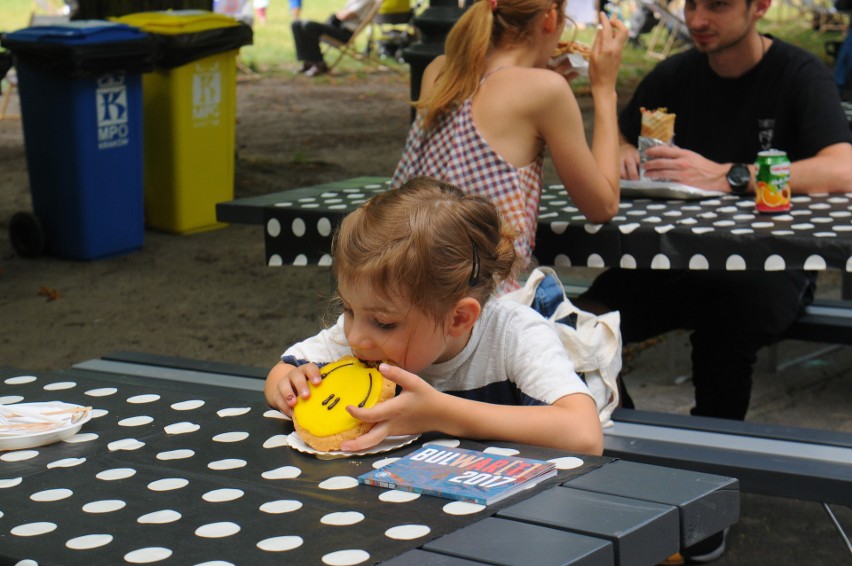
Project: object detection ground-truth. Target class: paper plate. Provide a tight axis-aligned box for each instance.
[0,402,92,451]
[287,432,419,459]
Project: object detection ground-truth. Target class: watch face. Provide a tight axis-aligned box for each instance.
[728,164,750,190]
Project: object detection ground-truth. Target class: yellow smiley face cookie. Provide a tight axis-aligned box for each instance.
[293,356,396,452]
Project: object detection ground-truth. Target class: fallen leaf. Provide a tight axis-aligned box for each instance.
[38,286,61,301]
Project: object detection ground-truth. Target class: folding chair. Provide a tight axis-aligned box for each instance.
[804,0,850,31]
[320,0,395,72]
[643,0,690,60]
[368,0,419,63]
[781,0,850,30]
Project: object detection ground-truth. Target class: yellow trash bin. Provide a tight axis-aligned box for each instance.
[114,10,252,234]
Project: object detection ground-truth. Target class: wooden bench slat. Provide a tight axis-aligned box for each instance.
[608,421,852,465]
[100,350,269,379]
[605,409,852,506]
[612,408,852,449]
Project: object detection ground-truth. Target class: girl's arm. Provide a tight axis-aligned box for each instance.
[343,364,603,455]
[430,391,603,455]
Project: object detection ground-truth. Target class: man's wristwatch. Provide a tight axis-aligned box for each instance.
[726,163,751,195]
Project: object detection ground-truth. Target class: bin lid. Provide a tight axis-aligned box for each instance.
[114,10,242,35]
[3,20,150,45]
[1,21,156,78]
[113,10,252,68]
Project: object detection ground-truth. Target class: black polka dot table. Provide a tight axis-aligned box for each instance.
[534,184,852,272]
[216,176,852,273]
[0,365,739,565]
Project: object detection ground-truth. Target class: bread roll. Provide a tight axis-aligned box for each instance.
[552,40,591,60]
[640,107,676,143]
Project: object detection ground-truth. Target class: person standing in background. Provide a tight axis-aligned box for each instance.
[254,0,269,24]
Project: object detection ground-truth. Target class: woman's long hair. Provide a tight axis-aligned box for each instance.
[416,0,566,130]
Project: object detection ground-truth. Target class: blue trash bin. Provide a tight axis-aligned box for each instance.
[2,21,155,260]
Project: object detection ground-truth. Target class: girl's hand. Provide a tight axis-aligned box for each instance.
[265,362,323,418]
[340,363,442,452]
[588,11,628,92]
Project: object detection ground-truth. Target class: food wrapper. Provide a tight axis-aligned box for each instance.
[549,41,590,77]
[638,107,676,180]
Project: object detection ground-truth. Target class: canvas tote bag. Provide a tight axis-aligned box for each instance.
[502,267,622,428]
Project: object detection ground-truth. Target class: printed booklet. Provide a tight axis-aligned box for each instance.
[358,445,557,505]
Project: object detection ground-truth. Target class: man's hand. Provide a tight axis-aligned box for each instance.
[620,142,641,180]
[641,145,730,191]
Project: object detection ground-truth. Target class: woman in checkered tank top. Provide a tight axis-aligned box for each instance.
[392,0,627,292]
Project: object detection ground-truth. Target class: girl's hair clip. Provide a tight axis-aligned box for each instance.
[488,0,497,11]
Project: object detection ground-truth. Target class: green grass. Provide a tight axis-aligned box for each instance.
[571,4,845,93]
[1,0,844,82]
[2,0,36,30]
[236,0,372,72]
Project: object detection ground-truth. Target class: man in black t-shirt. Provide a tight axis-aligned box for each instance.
[579,0,852,419]
[578,1,852,560]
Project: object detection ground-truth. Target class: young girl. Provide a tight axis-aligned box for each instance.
[265,177,603,455]
[391,0,627,291]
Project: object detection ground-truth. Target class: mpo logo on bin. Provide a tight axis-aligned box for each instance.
[96,73,130,150]
[192,61,222,127]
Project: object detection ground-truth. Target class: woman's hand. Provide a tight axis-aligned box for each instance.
[264,361,323,418]
[340,363,443,451]
[588,11,628,93]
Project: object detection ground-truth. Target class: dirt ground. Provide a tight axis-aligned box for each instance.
[1,68,851,564]
[0,69,596,373]
[0,71,415,372]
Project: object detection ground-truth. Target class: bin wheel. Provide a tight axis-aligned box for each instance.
[9,211,47,258]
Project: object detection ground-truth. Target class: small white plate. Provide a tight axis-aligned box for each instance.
[287,432,420,459]
[0,402,92,451]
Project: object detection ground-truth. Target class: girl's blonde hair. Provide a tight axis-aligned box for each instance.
[417,0,566,130]
[332,177,519,323]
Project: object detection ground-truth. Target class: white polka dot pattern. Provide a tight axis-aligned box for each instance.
[385,524,431,540]
[0,369,599,565]
[30,488,72,502]
[137,510,181,524]
[442,501,486,515]
[262,182,852,271]
[83,500,126,513]
[66,533,113,550]
[172,399,205,411]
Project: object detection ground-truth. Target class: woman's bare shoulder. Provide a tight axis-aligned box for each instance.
[484,67,572,106]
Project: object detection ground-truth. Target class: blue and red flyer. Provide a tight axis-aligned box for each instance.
[358,445,557,505]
